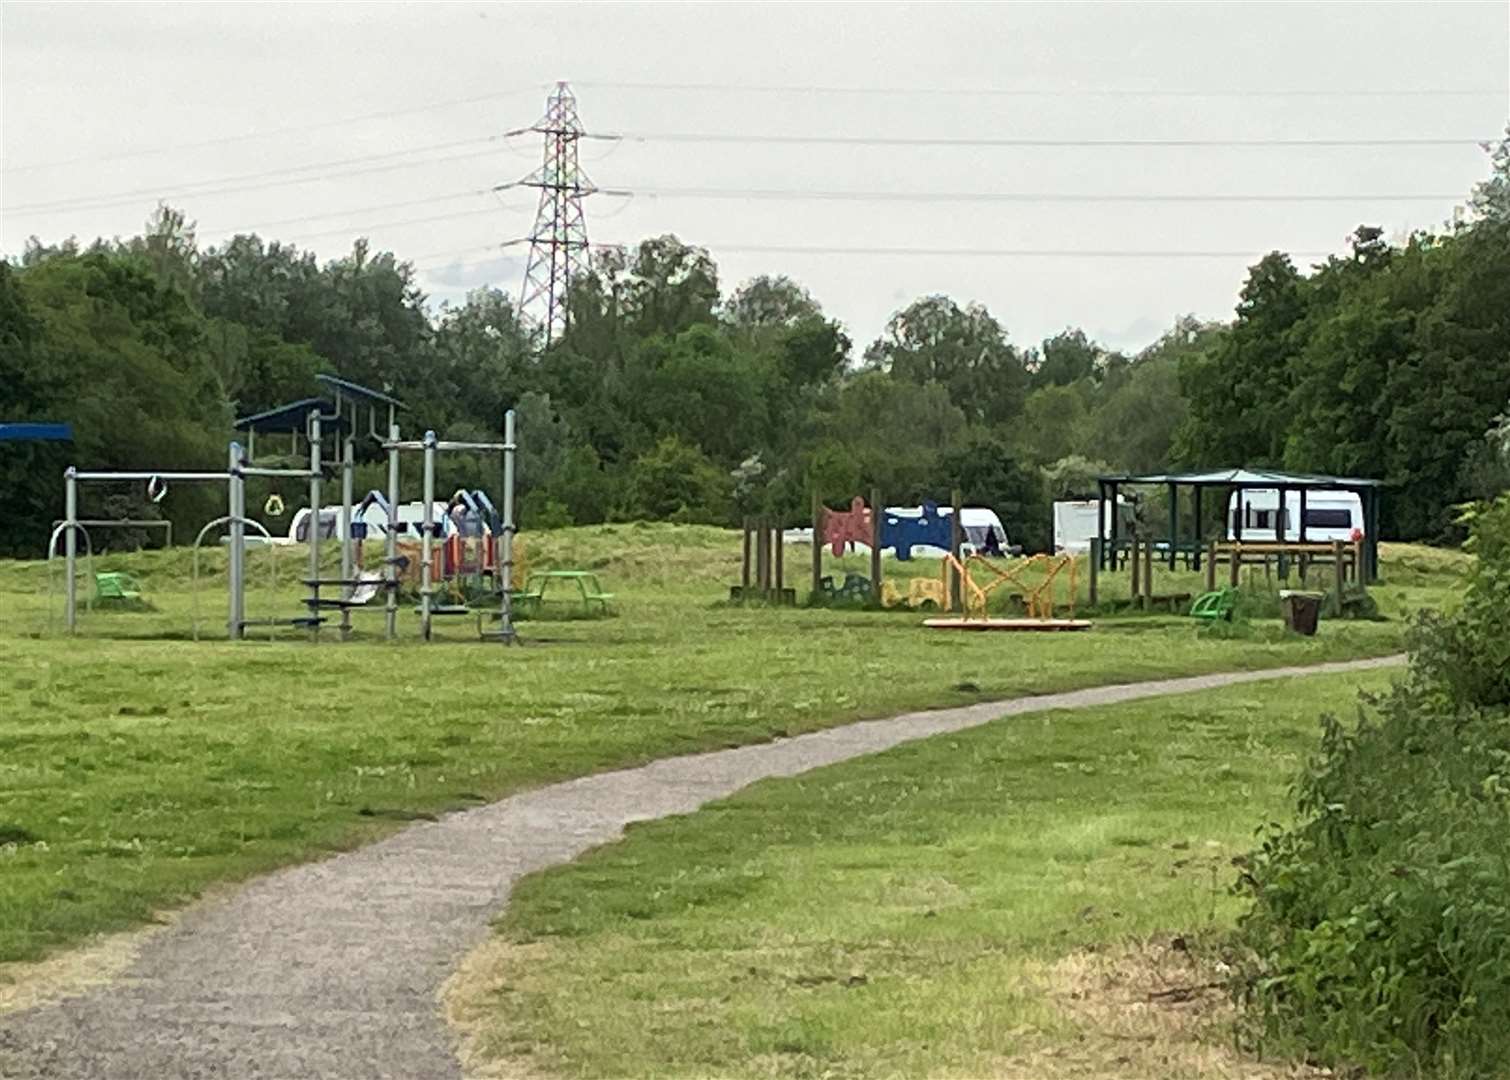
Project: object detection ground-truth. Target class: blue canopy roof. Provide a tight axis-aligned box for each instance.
[234,398,345,434]
[315,374,404,410]
[0,422,73,442]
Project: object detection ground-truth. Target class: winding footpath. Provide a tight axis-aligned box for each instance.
[0,656,1401,1079]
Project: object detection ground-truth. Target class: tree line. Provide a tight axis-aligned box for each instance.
[2,132,1507,557]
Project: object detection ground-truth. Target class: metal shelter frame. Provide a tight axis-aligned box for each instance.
[1095,467,1384,583]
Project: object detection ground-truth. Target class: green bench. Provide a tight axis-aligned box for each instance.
[94,571,145,605]
[522,570,615,616]
[1189,586,1237,621]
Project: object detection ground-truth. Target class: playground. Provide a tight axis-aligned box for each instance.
[0,516,1471,1077]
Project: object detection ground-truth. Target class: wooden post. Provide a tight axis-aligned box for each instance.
[741,517,752,594]
[763,519,774,592]
[1205,541,1217,593]
[773,523,784,600]
[811,494,824,600]
[1230,543,1241,587]
[1332,539,1346,615]
[869,487,883,604]
[949,487,963,612]
[755,518,769,595]
[1142,535,1154,611]
[1129,537,1141,601]
[1088,538,1100,607]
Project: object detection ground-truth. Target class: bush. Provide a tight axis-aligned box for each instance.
[1232,497,1510,1077]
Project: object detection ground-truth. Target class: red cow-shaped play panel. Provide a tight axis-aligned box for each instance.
[823,496,872,557]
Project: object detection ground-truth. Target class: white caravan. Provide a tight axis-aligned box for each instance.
[1225,488,1364,543]
[1052,499,1136,554]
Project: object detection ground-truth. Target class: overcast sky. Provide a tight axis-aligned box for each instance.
[2,1,1507,353]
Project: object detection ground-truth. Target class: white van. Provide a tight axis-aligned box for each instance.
[1225,489,1363,543]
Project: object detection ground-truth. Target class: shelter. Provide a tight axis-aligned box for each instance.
[1095,468,1383,582]
[0,422,73,442]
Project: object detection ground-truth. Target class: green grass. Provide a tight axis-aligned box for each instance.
[0,526,1457,968]
[463,669,1399,1079]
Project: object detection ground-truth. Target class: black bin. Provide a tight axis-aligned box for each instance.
[1280,591,1323,636]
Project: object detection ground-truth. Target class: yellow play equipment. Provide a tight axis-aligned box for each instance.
[880,552,1081,622]
[880,560,952,610]
[944,552,1079,620]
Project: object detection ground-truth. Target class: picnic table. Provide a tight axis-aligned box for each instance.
[517,570,614,616]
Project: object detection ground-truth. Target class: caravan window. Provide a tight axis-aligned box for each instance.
[1303,508,1353,530]
[1231,506,1287,533]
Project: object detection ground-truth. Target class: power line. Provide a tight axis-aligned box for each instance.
[599,132,1496,149]
[226,188,494,234]
[615,186,1463,204]
[3,138,503,217]
[279,203,526,245]
[413,243,1342,283]
[196,181,1468,249]
[1,86,545,175]
[575,79,1506,100]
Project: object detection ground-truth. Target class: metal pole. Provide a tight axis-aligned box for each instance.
[869,487,882,604]
[64,468,78,633]
[340,431,355,641]
[497,409,518,644]
[421,429,437,641]
[385,419,400,642]
[307,410,322,643]
[228,442,245,641]
[810,494,823,600]
[1168,482,1178,570]
[1095,480,1106,570]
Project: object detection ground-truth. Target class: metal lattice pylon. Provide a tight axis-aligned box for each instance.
[518,81,595,347]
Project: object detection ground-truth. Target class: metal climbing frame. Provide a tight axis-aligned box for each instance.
[379,410,518,644]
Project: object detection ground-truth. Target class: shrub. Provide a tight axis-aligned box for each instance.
[1232,496,1510,1078]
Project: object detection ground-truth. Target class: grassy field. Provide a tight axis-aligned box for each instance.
[0,526,1460,972]
[453,669,1399,1079]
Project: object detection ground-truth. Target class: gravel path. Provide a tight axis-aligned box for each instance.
[0,656,1401,1079]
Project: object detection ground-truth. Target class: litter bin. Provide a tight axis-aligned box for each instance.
[1279,590,1323,636]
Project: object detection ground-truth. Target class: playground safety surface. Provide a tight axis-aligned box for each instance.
[0,655,1402,1079]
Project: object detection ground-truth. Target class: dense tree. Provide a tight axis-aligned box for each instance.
[1175,252,1308,468]
[864,296,1029,425]
[615,436,731,523]
[1030,328,1102,388]
[723,275,822,334]
[938,433,1051,552]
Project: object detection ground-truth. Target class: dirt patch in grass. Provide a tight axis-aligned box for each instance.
[1008,937,1326,1079]
[443,937,560,1080]
[0,921,163,1016]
